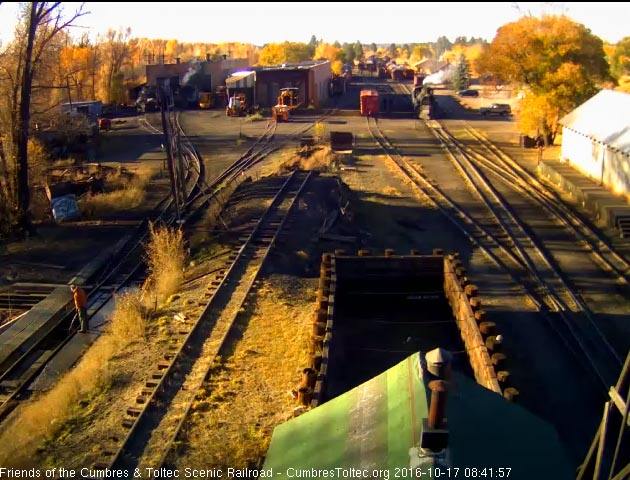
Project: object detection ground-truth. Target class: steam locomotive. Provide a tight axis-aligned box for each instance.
[412,85,441,120]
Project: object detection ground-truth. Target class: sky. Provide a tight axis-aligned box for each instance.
[0,2,628,46]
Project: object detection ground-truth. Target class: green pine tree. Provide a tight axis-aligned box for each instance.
[453,54,470,91]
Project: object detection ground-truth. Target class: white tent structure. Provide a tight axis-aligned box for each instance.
[559,90,630,196]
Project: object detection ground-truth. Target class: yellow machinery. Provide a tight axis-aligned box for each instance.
[272,104,289,122]
[226,94,247,116]
[198,92,213,109]
[272,88,300,122]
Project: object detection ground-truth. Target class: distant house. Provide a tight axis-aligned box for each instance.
[413,59,449,75]
[559,90,630,197]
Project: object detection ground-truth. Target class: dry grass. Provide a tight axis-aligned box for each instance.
[78,164,153,218]
[313,121,326,144]
[261,146,338,177]
[0,284,158,467]
[177,276,314,468]
[199,178,243,230]
[0,332,119,466]
[109,289,148,341]
[145,223,186,305]
[246,112,264,122]
[382,186,402,197]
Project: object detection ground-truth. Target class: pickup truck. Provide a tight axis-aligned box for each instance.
[479,103,512,116]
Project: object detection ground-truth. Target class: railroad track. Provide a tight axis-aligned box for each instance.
[0,111,202,423]
[366,115,622,391]
[0,104,334,426]
[461,125,630,285]
[91,169,313,474]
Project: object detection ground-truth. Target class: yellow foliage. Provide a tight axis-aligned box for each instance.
[313,122,326,144]
[516,92,559,137]
[314,43,343,62]
[165,39,180,59]
[257,42,310,66]
[442,44,485,75]
[331,60,343,76]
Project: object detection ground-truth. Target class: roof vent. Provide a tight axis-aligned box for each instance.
[425,347,452,380]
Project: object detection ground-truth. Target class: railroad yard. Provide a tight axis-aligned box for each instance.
[0,72,629,476]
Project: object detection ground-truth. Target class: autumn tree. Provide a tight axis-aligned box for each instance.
[100,28,131,104]
[476,14,610,145]
[610,36,630,80]
[0,2,87,235]
[313,42,344,63]
[410,45,432,63]
[59,34,100,103]
[257,42,310,66]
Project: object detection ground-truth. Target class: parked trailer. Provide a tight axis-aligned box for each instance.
[360,90,379,116]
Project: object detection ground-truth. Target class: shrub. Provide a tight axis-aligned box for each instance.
[108,290,147,341]
[313,121,326,145]
[145,223,186,304]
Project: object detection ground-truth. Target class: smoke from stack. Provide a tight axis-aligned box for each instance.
[181,59,201,86]
[423,64,456,86]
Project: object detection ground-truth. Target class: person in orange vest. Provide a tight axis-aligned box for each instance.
[70,284,89,333]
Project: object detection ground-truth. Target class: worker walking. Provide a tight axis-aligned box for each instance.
[71,284,89,333]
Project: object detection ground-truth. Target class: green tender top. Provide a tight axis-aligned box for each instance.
[263,352,574,480]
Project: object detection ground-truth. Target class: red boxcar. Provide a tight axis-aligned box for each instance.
[360,90,379,116]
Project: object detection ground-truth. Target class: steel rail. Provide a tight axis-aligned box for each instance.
[92,170,311,473]
[431,123,621,388]
[153,170,313,472]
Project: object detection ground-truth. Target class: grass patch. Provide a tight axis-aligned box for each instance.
[145,223,186,305]
[246,112,264,122]
[313,121,326,144]
[0,327,120,465]
[382,186,402,197]
[179,277,313,468]
[0,285,158,466]
[78,164,153,218]
[262,146,339,176]
[109,289,148,341]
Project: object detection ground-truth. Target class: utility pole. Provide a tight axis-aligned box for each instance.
[159,81,180,223]
[175,127,187,206]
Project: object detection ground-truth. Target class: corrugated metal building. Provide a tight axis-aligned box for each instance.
[225,70,256,106]
[253,60,331,108]
[559,90,630,197]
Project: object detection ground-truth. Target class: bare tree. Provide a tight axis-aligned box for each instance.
[11,2,87,234]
